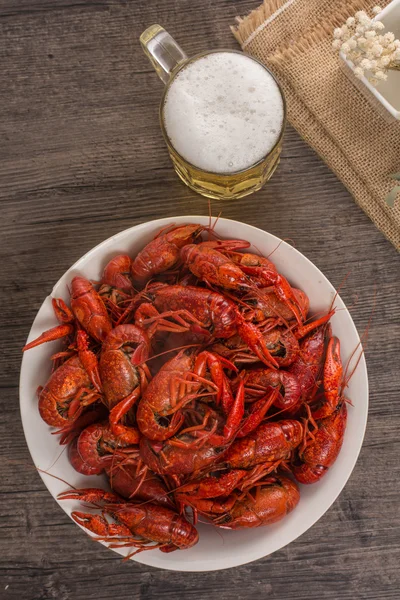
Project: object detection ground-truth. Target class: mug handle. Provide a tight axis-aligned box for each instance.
[140,25,188,85]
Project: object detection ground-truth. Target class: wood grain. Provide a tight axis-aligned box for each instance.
[1,0,399,598]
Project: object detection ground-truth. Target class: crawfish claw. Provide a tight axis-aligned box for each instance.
[23,324,74,352]
[58,488,119,504]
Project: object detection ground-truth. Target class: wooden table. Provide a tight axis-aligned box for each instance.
[1,1,399,599]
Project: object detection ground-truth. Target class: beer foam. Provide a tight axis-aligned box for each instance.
[163,52,284,174]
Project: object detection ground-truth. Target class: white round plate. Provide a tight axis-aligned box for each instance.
[20,216,368,572]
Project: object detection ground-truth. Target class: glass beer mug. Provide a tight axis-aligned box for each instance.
[140,25,286,200]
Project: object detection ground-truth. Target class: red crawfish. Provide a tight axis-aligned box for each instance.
[23,277,112,352]
[37,354,102,428]
[222,420,304,473]
[99,255,137,325]
[34,328,103,426]
[174,469,247,521]
[140,383,245,476]
[229,252,307,323]
[58,488,198,555]
[99,325,151,445]
[212,327,300,368]
[242,286,310,324]
[69,437,107,476]
[23,298,75,353]
[288,323,331,405]
[136,349,243,442]
[101,254,134,292]
[98,284,134,326]
[70,422,136,475]
[312,336,343,420]
[130,223,204,285]
[180,243,306,325]
[106,461,175,509]
[70,276,112,343]
[135,284,280,368]
[140,429,228,477]
[243,368,301,413]
[181,475,300,529]
[175,469,247,504]
[58,403,109,445]
[212,307,334,369]
[69,422,174,508]
[293,402,347,484]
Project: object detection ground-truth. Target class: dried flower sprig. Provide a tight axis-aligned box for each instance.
[332,6,400,86]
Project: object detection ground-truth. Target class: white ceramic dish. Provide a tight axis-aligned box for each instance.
[340,0,400,121]
[19,216,368,572]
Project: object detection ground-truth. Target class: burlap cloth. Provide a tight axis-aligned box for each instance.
[232,0,400,250]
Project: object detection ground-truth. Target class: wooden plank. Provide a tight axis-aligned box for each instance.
[1,0,399,598]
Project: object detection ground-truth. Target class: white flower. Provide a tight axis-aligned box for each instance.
[360,58,372,69]
[379,55,391,66]
[371,44,383,56]
[355,10,367,20]
[375,70,387,80]
[331,6,400,80]
[354,66,364,78]
[383,32,395,43]
[359,15,371,26]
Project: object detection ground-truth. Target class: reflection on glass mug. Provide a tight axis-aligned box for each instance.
[140,25,286,200]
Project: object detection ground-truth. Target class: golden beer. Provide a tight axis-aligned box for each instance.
[141,26,286,200]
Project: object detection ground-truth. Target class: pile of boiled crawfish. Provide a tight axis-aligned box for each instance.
[23,223,349,558]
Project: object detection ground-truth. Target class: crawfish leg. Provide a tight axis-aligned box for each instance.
[241,266,305,325]
[207,380,245,446]
[236,319,279,369]
[67,387,100,418]
[295,311,334,340]
[191,351,234,407]
[177,469,247,501]
[237,389,278,438]
[109,387,142,444]
[76,330,102,393]
[136,304,207,336]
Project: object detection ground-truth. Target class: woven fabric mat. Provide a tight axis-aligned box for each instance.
[232,0,400,250]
